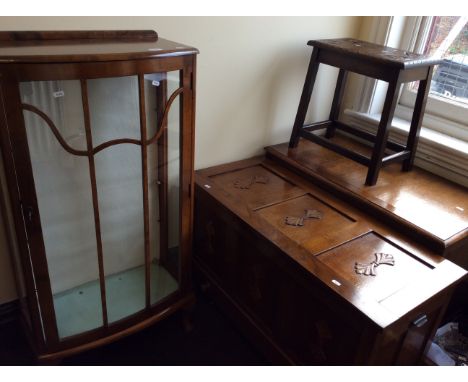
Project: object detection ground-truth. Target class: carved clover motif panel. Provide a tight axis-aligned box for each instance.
[233,175,269,189]
[354,253,395,276]
[285,209,323,227]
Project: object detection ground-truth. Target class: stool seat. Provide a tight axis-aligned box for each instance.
[309,38,441,69]
[289,38,442,186]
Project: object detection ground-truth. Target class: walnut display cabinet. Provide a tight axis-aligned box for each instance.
[0,30,197,362]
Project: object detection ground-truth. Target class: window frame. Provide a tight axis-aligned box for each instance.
[396,16,468,141]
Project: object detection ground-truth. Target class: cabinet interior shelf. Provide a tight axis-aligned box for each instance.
[53,263,178,339]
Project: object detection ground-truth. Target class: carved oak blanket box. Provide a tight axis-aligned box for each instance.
[193,145,467,365]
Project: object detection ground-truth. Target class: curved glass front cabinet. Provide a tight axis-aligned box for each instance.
[19,71,183,340]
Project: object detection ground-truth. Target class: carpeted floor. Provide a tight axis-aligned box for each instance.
[0,293,268,366]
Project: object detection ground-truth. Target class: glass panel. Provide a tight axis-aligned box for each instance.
[20,80,103,339]
[90,76,145,323]
[20,80,87,151]
[410,17,468,105]
[95,144,145,323]
[146,72,180,306]
[87,76,140,146]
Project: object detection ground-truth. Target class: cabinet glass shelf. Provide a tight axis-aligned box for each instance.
[53,262,178,339]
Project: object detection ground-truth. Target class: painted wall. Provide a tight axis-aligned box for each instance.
[0,16,362,303]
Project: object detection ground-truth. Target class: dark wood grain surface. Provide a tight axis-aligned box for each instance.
[0,30,197,63]
[309,38,442,69]
[0,30,158,42]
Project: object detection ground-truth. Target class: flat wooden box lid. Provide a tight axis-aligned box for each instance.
[308,38,442,69]
[0,30,198,63]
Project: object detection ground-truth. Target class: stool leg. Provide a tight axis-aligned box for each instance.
[366,76,402,186]
[326,69,348,138]
[289,48,320,148]
[402,67,433,172]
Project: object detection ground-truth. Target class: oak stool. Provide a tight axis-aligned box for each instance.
[289,38,442,185]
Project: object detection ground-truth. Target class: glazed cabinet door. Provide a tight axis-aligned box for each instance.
[1,62,193,349]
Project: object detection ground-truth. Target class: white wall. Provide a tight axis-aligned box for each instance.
[0,16,362,303]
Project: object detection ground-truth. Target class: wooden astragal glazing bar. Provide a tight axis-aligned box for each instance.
[138,74,151,309]
[80,78,109,327]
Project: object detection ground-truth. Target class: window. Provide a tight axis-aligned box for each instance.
[398,16,468,140]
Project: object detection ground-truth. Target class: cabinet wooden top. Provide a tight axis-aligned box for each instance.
[0,30,198,63]
[308,38,442,69]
